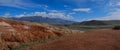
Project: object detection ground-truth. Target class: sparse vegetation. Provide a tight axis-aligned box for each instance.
[24,30,120,50]
[0,18,120,50]
[13,36,59,50]
[59,25,113,31]
[112,25,120,30]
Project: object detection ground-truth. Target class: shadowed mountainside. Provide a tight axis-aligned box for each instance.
[72,20,120,26]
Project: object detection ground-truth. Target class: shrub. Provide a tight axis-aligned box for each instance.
[112,25,120,30]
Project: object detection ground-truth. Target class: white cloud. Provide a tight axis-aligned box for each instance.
[47,13,72,19]
[34,12,47,17]
[14,12,73,19]
[90,9,120,20]
[15,14,26,18]
[48,10,66,13]
[73,8,91,12]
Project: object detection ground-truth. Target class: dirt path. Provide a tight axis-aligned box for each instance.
[24,29,120,50]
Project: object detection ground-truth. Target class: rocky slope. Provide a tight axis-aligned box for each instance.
[0,18,72,50]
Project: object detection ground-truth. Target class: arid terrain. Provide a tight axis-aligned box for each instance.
[0,18,72,50]
[1,0,120,50]
[0,18,120,50]
[24,29,120,50]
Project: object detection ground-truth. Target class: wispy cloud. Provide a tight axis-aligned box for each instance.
[73,8,91,12]
[0,0,25,9]
[88,0,120,20]
[90,9,120,20]
[3,13,10,18]
[116,2,120,6]
[64,5,67,7]
[69,12,76,15]
[48,10,63,13]
[108,0,120,7]
[0,0,48,9]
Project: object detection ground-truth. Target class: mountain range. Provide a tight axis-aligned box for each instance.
[9,16,74,24]
[9,16,120,26]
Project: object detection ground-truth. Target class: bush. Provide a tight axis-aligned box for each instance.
[112,25,120,30]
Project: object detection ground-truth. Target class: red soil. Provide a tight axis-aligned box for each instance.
[0,18,63,50]
[24,29,120,50]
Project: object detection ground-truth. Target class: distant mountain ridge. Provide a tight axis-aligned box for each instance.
[9,16,75,24]
[72,20,120,26]
[8,16,120,25]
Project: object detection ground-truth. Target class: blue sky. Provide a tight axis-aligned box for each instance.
[0,0,120,21]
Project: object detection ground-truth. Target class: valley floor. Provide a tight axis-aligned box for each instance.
[23,29,120,50]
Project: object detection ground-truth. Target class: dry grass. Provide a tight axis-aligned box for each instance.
[24,29,120,50]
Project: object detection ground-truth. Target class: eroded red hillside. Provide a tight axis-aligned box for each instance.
[0,18,63,50]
